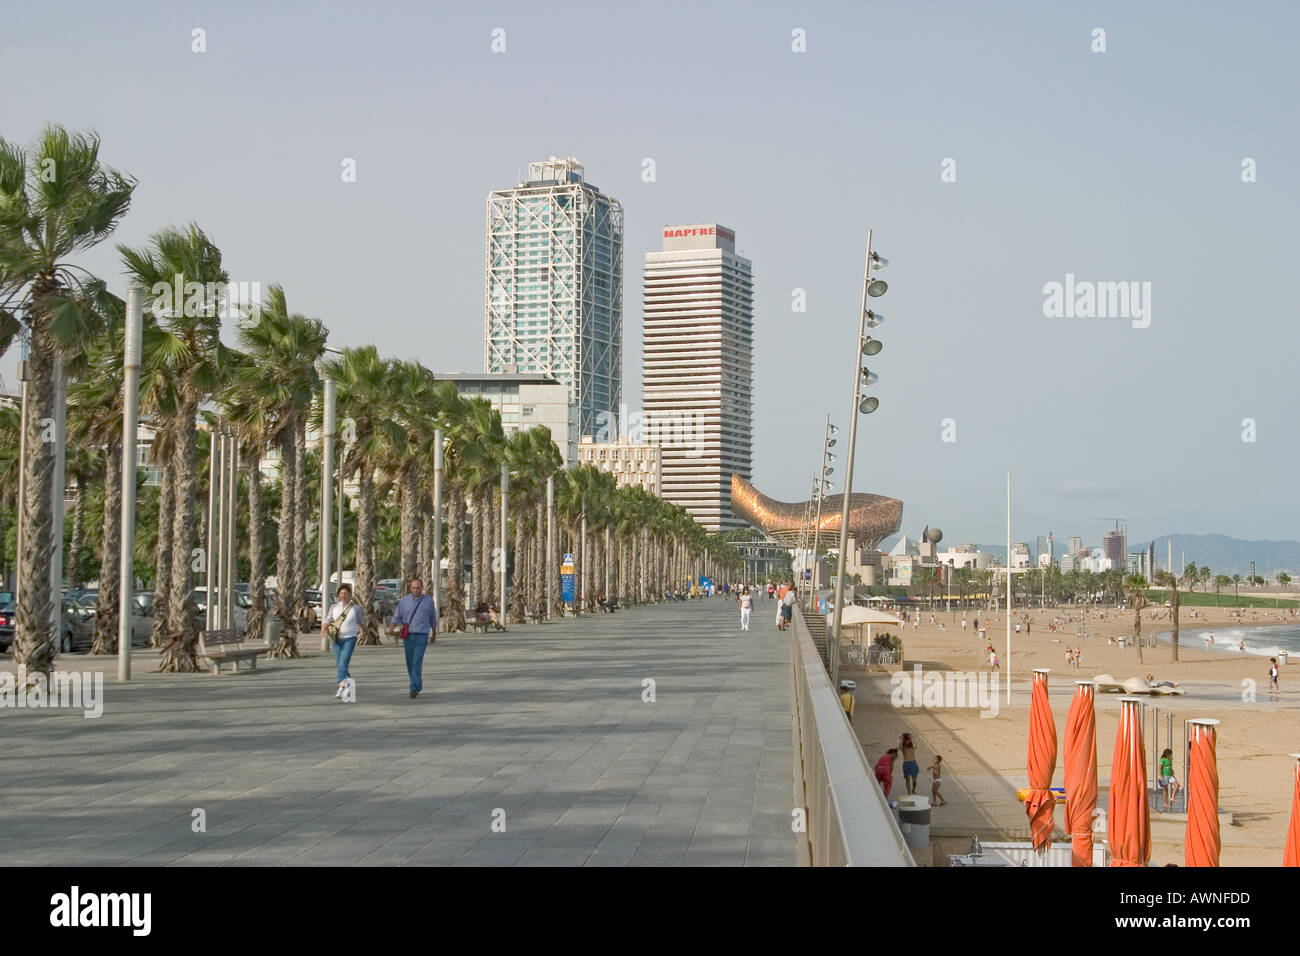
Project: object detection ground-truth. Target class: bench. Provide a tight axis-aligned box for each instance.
[526,605,546,624]
[198,628,269,674]
[598,600,617,613]
[469,617,491,634]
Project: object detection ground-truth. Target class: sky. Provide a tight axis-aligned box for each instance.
[3,0,1297,549]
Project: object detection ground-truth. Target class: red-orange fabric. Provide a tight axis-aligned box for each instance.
[1107,700,1151,867]
[1284,761,1300,867]
[1184,725,1220,867]
[1025,671,1058,850]
[1064,683,1097,866]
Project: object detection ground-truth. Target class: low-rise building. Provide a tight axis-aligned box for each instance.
[577,436,662,495]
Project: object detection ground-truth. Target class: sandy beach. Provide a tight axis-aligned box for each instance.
[842,602,1298,866]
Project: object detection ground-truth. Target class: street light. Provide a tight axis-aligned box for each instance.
[830,229,890,688]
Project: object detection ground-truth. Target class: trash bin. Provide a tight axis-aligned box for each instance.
[1280,650,1289,666]
[264,617,283,645]
[897,795,931,850]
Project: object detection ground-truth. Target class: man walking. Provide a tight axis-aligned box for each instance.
[390,578,438,698]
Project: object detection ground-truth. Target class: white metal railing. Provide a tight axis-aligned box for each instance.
[790,606,914,866]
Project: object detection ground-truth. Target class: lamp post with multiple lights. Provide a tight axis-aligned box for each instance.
[808,417,836,611]
[828,230,888,688]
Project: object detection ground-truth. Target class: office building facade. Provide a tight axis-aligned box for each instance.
[442,372,579,465]
[643,224,753,530]
[485,157,623,438]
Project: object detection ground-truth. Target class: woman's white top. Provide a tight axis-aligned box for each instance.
[328,601,361,639]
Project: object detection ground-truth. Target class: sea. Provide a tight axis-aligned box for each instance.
[1155,623,1300,659]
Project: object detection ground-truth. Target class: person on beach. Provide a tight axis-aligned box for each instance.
[322,584,361,700]
[991,651,1000,672]
[961,617,968,632]
[900,733,919,794]
[739,587,753,631]
[1158,748,1180,811]
[875,749,898,799]
[929,755,946,806]
[389,578,437,698]
[1270,658,1280,700]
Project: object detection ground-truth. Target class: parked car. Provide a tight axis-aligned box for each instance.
[190,587,251,632]
[71,591,151,646]
[376,578,401,593]
[0,599,94,653]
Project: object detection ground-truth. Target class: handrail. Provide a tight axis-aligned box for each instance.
[790,605,915,866]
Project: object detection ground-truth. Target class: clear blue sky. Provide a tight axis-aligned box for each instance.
[3,0,1296,547]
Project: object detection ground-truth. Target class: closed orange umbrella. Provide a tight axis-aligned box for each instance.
[1184,718,1221,867]
[1108,697,1151,867]
[1064,680,1098,866]
[1285,754,1300,867]
[1025,668,1058,850]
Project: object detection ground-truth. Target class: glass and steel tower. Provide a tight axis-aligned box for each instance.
[643,224,753,531]
[485,157,623,437]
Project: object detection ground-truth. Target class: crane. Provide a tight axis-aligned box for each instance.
[1088,517,1125,533]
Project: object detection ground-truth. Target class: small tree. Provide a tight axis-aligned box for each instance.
[1123,574,1148,664]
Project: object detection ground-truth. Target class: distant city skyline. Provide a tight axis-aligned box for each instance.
[3,1,1297,542]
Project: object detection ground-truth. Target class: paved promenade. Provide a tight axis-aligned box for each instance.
[0,597,797,866]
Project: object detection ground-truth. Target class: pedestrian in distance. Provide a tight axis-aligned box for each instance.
[322,584,362,701]
[389,578,438,698]
[739,587,753,631]
[1270,657,1280,700]
[875,748,899,799]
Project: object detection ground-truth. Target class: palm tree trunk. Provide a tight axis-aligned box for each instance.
[274,427,294,631]
[271,424,304,657]
[356,469,380,644]
[1171,587,1180,662]
[245,456,266,641]
[93,443,122,654]
[444,485,466,631]
[290,417,309,630]
[160,398,200,672]
[470,490,484,608]
[400,462,418,585]
[510,512,526,623]
[68,473,86,590]
[14,304,59,679]
[533,502,544,613]
[151,462,174,647]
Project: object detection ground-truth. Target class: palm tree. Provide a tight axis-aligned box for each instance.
[234,288,326,656]
[0,125,135,677]
[1213,574,1232,606]
[1123,574,1148,665]
[324,347,400,645]
[1154,569,1181,662]
[1232,573,1242,602]
[120,224,230,672]
[389,362,440,586]
[1182,562,1199,593]
[460,399,506,610]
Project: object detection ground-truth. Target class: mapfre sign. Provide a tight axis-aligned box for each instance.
[663,225,735,242]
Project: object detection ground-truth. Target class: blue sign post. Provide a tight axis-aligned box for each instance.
[561,553,575,605]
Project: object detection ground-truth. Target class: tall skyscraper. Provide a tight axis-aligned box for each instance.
[1104,529,1127,570]
[484,157,623,437]
[643,223,753,530]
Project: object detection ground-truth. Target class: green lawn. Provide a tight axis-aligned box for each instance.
[1143,589,1298,609]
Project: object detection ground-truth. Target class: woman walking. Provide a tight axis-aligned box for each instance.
[739,587,753,631]
[322,584,362,700]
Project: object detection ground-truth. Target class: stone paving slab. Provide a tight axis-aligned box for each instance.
[0,597,797,866]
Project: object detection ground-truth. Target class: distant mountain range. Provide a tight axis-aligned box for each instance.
[876,534,1299,577]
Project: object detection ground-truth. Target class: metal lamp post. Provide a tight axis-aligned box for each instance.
[810,417,836,610]
[829,230,888,688]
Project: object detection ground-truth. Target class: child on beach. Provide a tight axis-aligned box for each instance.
[875,749,898,799]
[1270,658,1280,700]
[1158,748,1180,812]
[900,733,919,795]
[928,756,946,806]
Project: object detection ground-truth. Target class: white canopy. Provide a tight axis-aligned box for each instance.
[839,605,903,626]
